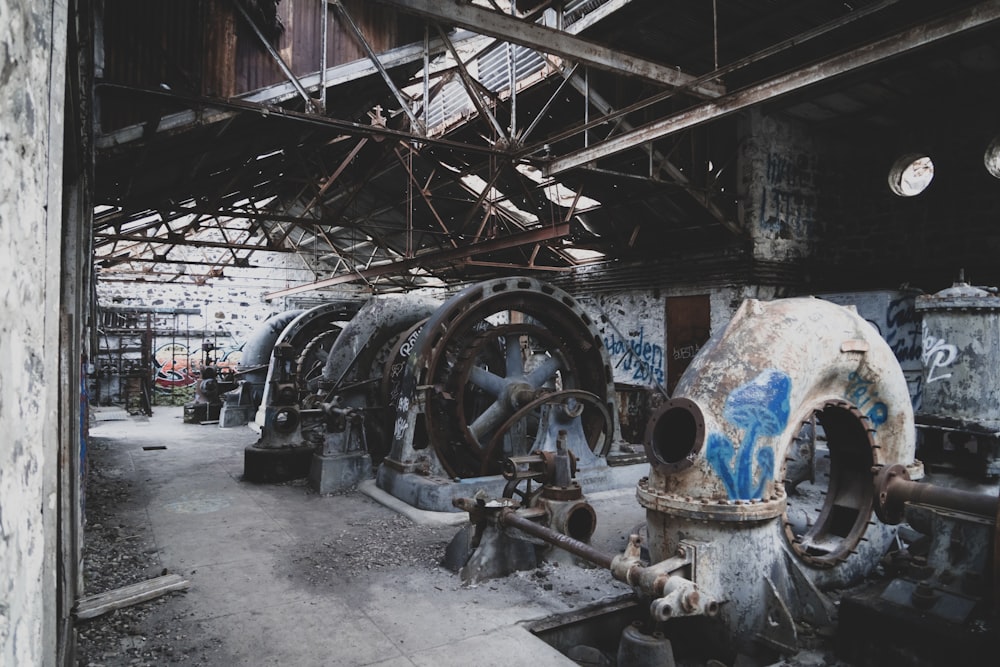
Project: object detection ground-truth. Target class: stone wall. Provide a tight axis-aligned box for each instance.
[0,2,67,665]
[93,257,367,405]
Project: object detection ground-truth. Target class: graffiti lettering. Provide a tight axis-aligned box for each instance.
[603,327,665,386]
[706,369,790,500]
[152,341,243,390]
[758,151,819,237]
[845,371,888,428]
[759,188,817,236]
[921,321,959,384]
[886,296,921,363]
[393,396,410,441]
[672,343,700,361]
[398,328,422,358]
[766,151,818,189]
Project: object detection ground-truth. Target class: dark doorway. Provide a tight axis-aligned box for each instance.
[665,295,711,395]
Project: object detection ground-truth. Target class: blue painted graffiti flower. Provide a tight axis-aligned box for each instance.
[706,369,791,500]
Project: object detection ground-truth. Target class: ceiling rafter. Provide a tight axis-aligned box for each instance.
[372,0,725,97]
[544,1,1000,174]
[265,221,573,299]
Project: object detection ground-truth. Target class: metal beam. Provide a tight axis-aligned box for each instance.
[545,1,1000,175]
[333,1,423,132]
[96,83,509,157]
[232,0,322,112]
[373,0,724,98]
[562,69,742,237]
[264,222,571,298]
[436,24,509,140]
[95,233,287,253]
[96,34,463,149]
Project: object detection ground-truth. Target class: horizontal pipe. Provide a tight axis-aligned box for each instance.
[499,508,614,569]
[887,478,999,519]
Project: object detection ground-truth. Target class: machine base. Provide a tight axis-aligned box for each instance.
[837,582,999,666]
[219,404,253,428]
[309,451,373,494]
[243,444,313,483]
[375,460,647,513]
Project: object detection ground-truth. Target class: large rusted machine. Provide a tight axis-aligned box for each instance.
[239,300,362,481]
[235,278,636,501]
[308,293,441,493]
[455,296,999,662]
[377,277,631,512]
[183,341,238,424]
[219,309,305,428]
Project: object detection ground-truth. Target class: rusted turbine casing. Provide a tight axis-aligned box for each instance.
[638,297,917,646]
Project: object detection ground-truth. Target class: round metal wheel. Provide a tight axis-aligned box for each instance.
[296,328,341,393]
[416,277,614,479]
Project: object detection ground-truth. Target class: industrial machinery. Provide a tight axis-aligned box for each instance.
[378,277,630,512]
[914,274,1000,479]
[242,300,361,482]
[454,297,995,663]
[219,309,305,428]
[308,293,441,494]
[182,340,238,423]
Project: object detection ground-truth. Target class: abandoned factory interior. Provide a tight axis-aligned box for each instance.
[6,0,1000,665]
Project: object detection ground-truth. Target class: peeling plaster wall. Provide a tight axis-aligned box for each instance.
[0,1,67,665]
[577,284,783,390]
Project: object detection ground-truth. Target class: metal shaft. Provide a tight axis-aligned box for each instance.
[886,478,999,518]
[498,508,614,569]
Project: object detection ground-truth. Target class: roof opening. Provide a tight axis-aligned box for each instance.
[984,136,1000,179]
[888,154,934,197]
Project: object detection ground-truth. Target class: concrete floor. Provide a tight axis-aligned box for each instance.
[83,406,646,666]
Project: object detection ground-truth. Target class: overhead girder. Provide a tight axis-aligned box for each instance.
[372,0,725,98]
[265,222,572,299]
[95,0,995,288]
[543,0,1000,174]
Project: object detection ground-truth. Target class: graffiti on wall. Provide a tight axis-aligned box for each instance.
[153,342,243,390]
[706,369,790,500]
[758,151,818,237]
[603,327,665,386]
[921,321,959,384]
[885,296,921,363]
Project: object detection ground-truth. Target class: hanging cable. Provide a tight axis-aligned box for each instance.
[713,0,719,71]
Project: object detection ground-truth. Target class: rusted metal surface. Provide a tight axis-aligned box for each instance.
[632,297,916,647]
[915,279,1000,429]
[98,0,422,132]
[384,277,616,480]
[874,463,1000,524]
[498,506,614,570]
[544,2,1000,174]
[316,293,441,464]
[264,223,571,299]
[374,0,725,96]
[252,300,361,448]
[646,297,914,509]
[482,390,611,477]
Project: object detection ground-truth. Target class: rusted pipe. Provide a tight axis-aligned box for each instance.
[498,507,614,569]
[875,464,1000,524]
